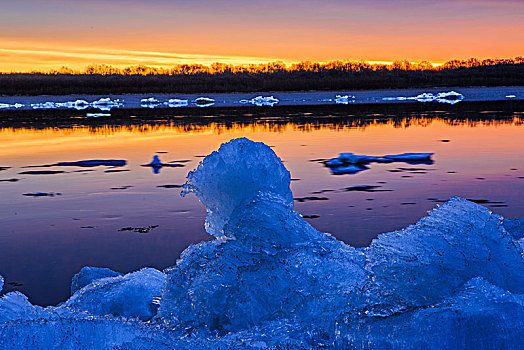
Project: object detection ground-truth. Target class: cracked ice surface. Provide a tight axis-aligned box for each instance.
[1,138,523,349]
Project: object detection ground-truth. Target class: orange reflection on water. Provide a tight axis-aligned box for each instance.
[1,116,523,171]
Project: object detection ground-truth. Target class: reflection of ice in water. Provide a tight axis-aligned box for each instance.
[383,90,465,104]
[239,96,279,107]
[164,99,189,108]
[335,95,356,104]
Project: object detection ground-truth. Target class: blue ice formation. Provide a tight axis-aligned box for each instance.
[383,90,465,104]
[0,138,523,349]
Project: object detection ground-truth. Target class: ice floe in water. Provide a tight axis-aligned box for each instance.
[140,97,161,109]
[0,103,24,109]
[0,138,523,349]
[193,97,215,107]
[240,96,279,107]
[164,98,189,108]
[334,95,356,104]
[29,98,122,111]
[325,151,433,174]
[142,155,185,174]
[383,90,465,105]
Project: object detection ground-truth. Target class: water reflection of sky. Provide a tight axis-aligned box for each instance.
[0,116,523,306]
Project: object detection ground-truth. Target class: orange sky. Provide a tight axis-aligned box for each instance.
[1,0,523,71]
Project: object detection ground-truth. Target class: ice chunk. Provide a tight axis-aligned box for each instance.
[506,94,516,98]
[0,103,24,109]
[164,98,188,108]
[31,102,56,109]
[359,197,524,317]
[0,292,52,323]
[329,164,368,175]
[383,91,464,104]
[325,151,433,174]
[0,274,3,292]
[66,268,165,321]
[86,113,111,118]
[335,95,355,104]
[71,266,122,295]
[336,277,524,349]
[336,152,381,164]
[382,152,434,163]
[142,155,184,174]
[240,96,279,107]
[92,97,122,111]
[140,97,161,109]
[181,137,294,238]
[74,99,90,110]
[193,97,215,107]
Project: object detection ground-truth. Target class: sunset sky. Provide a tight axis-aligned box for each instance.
[1,0,523,71]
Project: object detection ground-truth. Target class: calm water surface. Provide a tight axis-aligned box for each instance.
[0,111,523,305]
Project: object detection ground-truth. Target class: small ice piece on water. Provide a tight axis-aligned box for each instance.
[74,99,90,110]
[31,102,56,109]
[71,267,123,295]
[65,268,166,321]
[148,155,162,167]
[142,155,184,174]
[0,103,24,109]
[335,95,356,104]
[382,152,434,163]
[92,97,121,111]
[242,96,279,107]
[0,274,3,292]
[86,113,111,118]
[330,164,369,175]
[435,90,464,104]
[193,97,215,107]
[164,98,189,108]
[140,97,161,109]
[506,95,516,98]
[336,152,381,164]
[414,92,436,102]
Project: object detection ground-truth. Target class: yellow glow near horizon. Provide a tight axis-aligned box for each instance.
[0,39,451,73]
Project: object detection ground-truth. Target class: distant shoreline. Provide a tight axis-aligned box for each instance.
[1,62,523,96]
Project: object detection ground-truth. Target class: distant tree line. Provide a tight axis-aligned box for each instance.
[0,57,523,95]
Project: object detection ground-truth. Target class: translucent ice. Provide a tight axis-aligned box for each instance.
[66,268,165,321]
[71,266,122,295]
